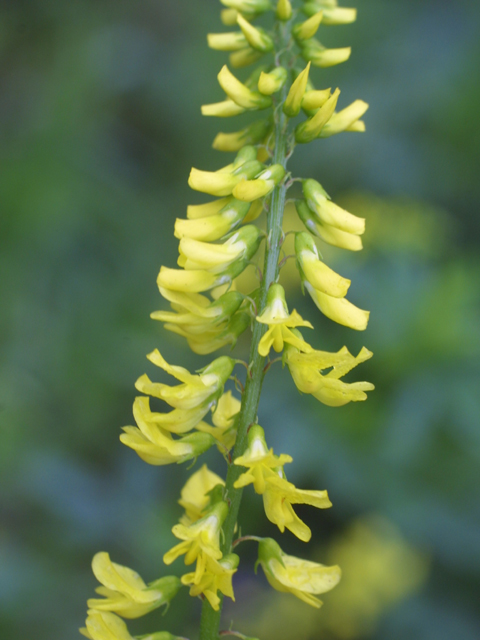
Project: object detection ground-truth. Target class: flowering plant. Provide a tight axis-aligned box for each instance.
[80,1,373,639]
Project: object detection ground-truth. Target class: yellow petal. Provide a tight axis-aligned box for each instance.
[305,283,370,331]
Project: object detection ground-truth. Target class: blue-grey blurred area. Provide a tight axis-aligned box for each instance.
[1,0,479,639]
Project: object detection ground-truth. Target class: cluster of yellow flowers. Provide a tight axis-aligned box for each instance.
[80,1,375,638]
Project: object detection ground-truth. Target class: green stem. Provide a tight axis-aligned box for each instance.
[199,18,293,640]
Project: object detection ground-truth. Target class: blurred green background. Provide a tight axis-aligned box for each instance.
[1,0,479,639]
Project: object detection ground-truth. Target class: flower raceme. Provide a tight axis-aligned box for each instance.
[81,0,377,637]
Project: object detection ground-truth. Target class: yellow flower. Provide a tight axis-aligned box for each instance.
[135,350,234,411]
[217,64,272,109]
[196,390,241,450]
[234,426,331,540]
[296,199,363,251]
[177,225,262,273]
[258,538,341,608]
[301,38,351,68]
[256,284,313,356]
[152,290,244,328]
[213,120,272,152]
[87,552,181,619]
[221,0,272,13]
[284,340,375,407]
[314,6,357,26]
[128,396,208,436]
[319,99,369,138]
[263,474,331,542]
[175,197,251,242]
[165,312,250,356]
[258,67,288,95]
[295,88,341,143]
[81,611,179,640]
[178,464,225,525]
[236,14,273,53]
[293,11,323,41]
[207,31,248,52]
[295,231,351,298]
[283,62,311,118]
[302,88,332,114]
[120,407,215,466]
[303,179,365,235]
[201,99,246,117]
[276,0,292,21]
[163,502,228,584]
[305,281,370,331]
[188,160,264,197]
[181,553,239,610]
[81,610,134,640]
[233,425,292,494]
[233,164,285,202]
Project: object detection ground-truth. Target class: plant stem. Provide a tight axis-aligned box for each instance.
[199,18,293,640]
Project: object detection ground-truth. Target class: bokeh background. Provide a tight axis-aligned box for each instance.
[1,0,480,638]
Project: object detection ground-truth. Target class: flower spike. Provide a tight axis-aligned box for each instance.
[83,1,380,636]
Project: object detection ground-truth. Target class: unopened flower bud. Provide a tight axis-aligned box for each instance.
[201,99,246,117]
[302,88,331,114]
[302,39,351,68]
[283,62,311,117]
[276,0,292,21]
[207,31,248,51]
[237,14,274,52]
[213,120,271,152]
[221,0,272,14]
[229,47,264,69]
[321,7,357,25]
[318,99,369,138]
[218,65,272,110]
[293,11,323,40]
[258,66,288,95]
[295,88,340,143]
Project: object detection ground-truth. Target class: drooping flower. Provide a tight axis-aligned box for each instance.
[256,284,313,356]
[257,538,341,608]
[305,281,370,331]
[284,338,374,407]
[234,426,331,540]
[163,502,228,584]
[135,350,234,411]
[87,553,181,619]
[295,231,351,298]
[303,179,365,235]
[178,464,225,525]
[80,610,180,640]
[263,473,331,542]
[196,390,241,450]
[233,425,292,494]
[181,553,239,610]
